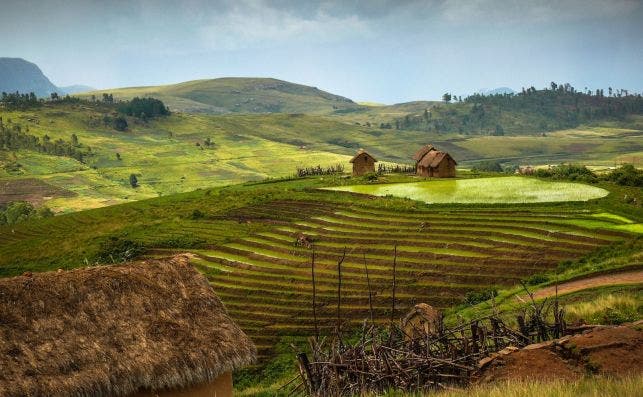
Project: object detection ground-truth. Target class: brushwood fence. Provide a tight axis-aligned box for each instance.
[285,245,568,396]
[297,164,345,178]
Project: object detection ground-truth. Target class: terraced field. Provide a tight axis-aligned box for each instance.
[149,200,631,359]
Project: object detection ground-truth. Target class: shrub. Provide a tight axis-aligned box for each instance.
[113,116,128,131]
[526,274,550,285]
[604,164,643,187]
[129,174,139,188]
[94,237,144,263]
[473,160,503,173]
[464,288,498,305]
[535,163,597,183]
[190,209,204,219]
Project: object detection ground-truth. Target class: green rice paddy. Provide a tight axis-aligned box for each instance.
[326,176,609,204]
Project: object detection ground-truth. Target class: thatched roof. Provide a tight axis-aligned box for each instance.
[417,151,457,168]
[0,256,256,397]
[412,145,435,162]
[349,149,377,163]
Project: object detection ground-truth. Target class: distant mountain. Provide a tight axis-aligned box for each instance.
[82,77,359,114]
[60,85,95,94]
[478,87,516,96]
[0,57,60,97]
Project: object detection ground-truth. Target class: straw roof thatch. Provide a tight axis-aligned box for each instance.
[0,256,256,397]
[349,148,377,163]
[417,151,457,168]
[412,144,435,162]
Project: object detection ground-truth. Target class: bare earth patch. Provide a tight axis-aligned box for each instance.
[477,322,643,383]
[0,178,76,206]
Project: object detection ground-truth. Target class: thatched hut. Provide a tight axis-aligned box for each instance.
[349,149,377,176]
[414,145,457,178]
[0,256,256,397]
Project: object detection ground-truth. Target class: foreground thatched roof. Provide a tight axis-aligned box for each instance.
[0,256,256,397]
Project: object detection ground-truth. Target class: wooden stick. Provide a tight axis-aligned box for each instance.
[363,253,374,326]
[311,246,319,341]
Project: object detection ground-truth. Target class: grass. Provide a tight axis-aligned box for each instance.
[2,101,642,212]
[376,375,643,397]
[326,176,609,204]
[565,291,641,324]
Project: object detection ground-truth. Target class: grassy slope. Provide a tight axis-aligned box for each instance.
[1,102,642,212]
[81,77,361,114]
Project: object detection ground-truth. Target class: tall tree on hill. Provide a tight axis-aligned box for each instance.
[442,93,452,103]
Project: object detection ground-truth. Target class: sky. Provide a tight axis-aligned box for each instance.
[1,0,642,103]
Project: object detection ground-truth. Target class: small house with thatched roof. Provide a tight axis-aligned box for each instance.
[413,144,457,178]
[349,149,377,176]
[0,256,256,397]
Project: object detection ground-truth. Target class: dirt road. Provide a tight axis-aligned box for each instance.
[531,269,643,300]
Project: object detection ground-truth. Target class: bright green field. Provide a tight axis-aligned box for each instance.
[326,176,609,204]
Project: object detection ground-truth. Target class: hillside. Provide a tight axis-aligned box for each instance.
[82,78,360,114]
[60,84,95,94]
[0,57,60,97]
[0,175,640,363]
[1,100,642,212]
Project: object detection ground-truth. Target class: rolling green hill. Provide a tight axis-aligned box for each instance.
[1,99,642,212]
[82,78,360,114]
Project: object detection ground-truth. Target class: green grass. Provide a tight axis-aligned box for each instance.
[80,77,361,114]
[377,375,643,397]
[326,176,609,204]
[2,101,641,212]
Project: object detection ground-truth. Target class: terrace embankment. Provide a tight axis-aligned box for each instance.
[148,200,635,359]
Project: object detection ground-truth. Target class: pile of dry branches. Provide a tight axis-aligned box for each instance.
[287,247,567,396]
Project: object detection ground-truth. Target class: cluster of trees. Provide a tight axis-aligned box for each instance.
[0,91,40,110]
[0,201,54,225]
[0,119,91,162]
[116,97,170,119]
[534,163,642,187]
[391,83,643,135]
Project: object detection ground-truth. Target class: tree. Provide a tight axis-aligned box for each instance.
[442,93,452,103]
[113,116,128,131]
[129,174,139,188]
[71,133,79,146]
[116,152,121,160]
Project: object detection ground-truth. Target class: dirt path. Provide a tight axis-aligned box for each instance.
[530,269,643,300]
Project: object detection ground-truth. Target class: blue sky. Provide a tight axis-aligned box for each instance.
[1,0,642,103]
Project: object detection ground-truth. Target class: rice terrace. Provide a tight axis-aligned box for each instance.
[2,2,643,396]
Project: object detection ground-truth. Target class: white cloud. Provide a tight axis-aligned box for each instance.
[197,0,373,50]
[439,0,641,25]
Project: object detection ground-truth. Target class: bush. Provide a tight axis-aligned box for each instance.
[94,237,144,263]
[364,172,379,181]
[113,116,128,131]
[535,163,597,183]
[473,160,503,173]
[526,274,550,285]
[464,288,498,305]
[129,174,139,188]
[604,164,643,187]
[190,209,204,219]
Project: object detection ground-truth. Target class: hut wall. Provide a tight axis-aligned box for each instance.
[352,153,376,176]
[435,157,456,177]
[132,372,233,397]
[416,158,456,178]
